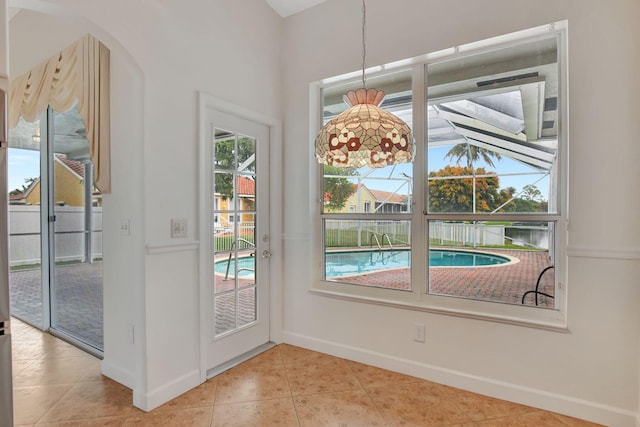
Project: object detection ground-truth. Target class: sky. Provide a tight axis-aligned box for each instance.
[7,148,40,193]
[9,143,550,201]
[345,144,550,202]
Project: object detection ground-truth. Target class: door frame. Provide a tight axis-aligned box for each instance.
[197,92,282,381]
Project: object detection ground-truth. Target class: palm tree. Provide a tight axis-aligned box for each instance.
[445,143,502,168]
[443,142,502,222]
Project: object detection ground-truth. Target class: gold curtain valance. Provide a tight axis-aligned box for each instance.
[9,34,111,194]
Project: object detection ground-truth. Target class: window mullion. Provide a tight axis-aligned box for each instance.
[411,64,427,298]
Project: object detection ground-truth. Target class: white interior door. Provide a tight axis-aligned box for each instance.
[204,110,270,374]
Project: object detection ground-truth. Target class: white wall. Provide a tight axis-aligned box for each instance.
[281,1,640,426]
[10,0,283,411]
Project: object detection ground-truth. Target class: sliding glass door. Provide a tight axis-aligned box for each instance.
[50,107,103,350]
[8,117,43,327]
[8,106,103,353]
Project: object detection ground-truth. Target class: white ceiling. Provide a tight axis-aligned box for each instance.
[264,0,328,17]
[8,1,327,20]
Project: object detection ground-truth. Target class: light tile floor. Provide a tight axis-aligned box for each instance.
[11,317,601,426]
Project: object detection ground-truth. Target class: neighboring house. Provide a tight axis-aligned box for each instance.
[328,183,409,214]
[369,188,410,213]
[9,154,101,207]
[215,175,255,226]
[8,191,26,204]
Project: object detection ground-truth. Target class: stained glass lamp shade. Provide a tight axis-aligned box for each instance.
[315,88,414,168]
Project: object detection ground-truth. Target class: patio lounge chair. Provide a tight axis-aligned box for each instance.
[521,265,555,306]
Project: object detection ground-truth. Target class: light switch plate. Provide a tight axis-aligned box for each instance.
[171,218,187,238]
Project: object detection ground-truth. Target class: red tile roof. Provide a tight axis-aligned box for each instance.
[369,189,408,204]
[324,183,408,204]
[237,176,255,196]
[9,192,25,201]
[55,154,85,178]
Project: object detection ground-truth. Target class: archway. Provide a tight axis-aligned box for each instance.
[7,2,146,400]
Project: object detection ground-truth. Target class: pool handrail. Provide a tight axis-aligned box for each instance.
[224,238,256,281]
[369,232,393,251]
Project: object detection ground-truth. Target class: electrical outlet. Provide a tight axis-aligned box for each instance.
[414,323,425,343]
[171,218,187,238]
[120,219,130,236]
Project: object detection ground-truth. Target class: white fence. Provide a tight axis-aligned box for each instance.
[324,220,411,248]
[9,205,103,266]
[214,221,256,252]
[324,219,550,249]
[429,222,505,247]
[324,220,507,248]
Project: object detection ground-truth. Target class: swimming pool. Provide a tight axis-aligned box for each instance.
[215,257,255,278]
[215,249,512,279]
[325,249,511,278]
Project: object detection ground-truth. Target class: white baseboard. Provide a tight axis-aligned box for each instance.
[101,360,135,390]
[132,369,201,412]
[282,331,638,427]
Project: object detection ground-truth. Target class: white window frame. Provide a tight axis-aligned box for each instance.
[310,21,569,330]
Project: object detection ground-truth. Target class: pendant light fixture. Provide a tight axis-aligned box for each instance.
[314,0,414,168]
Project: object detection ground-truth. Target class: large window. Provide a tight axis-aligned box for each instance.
[315,23,567,327]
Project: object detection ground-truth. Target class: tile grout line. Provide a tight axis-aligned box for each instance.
[439,385,484,425]
[278,345,303,427]
[31,382,77,426]
[343,359,392,426]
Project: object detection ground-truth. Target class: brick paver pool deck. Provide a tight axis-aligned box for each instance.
[9,248,554,351]
[338,248,555,308]
[9,262,104,350]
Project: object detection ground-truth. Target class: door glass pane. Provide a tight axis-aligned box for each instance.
[8,118,43,327]
[236,138,256,170]
[212,129,258,337]
[51,106,103,350]
[214,292,235,336]
[236,175,255,212]
[237,287,256,328]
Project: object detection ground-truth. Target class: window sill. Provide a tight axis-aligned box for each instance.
[309,283,568,332]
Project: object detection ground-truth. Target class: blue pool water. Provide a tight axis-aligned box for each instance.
[216,249,510,279]
[215,257,255,278]
[325,249,509,278]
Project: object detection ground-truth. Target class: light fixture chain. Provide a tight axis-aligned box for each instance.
[361,0,366,88]
[313,0,414,169]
